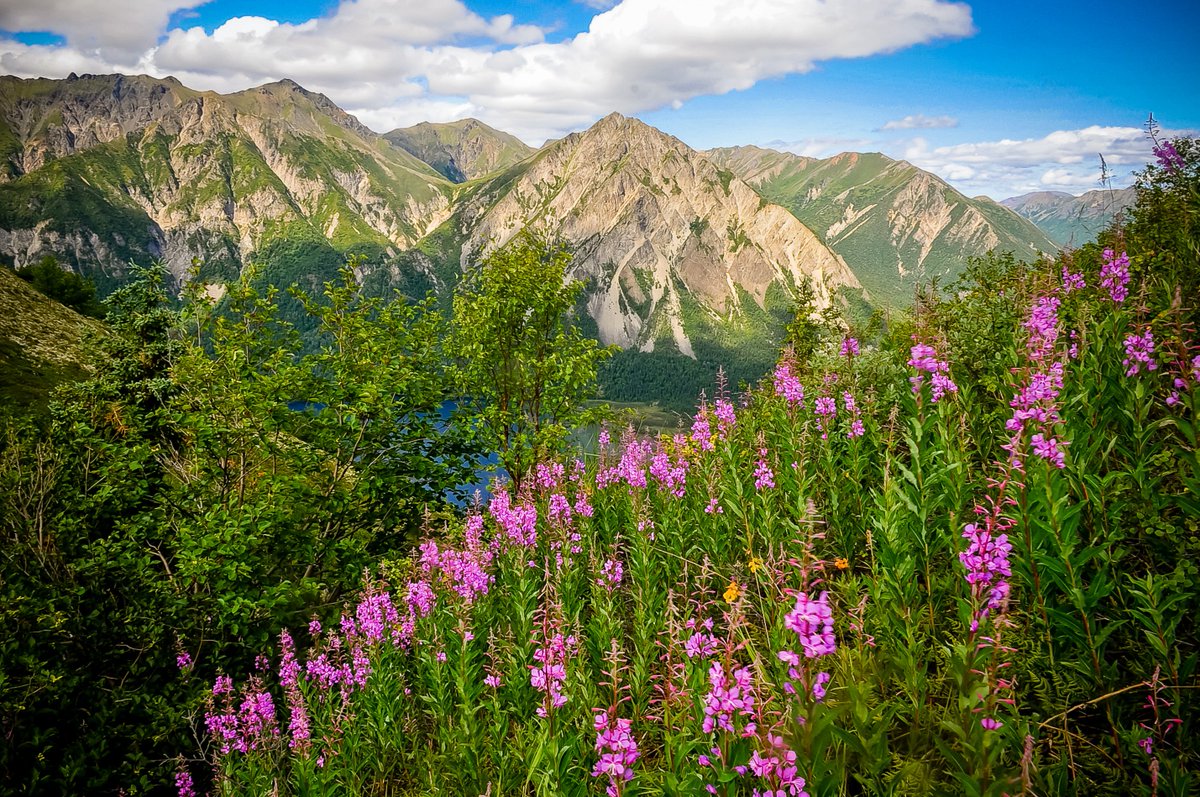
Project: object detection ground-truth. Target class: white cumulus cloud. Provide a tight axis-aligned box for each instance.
[0,0,975,142]
[899,126,1179,198]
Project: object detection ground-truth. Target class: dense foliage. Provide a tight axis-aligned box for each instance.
[2,134,1197,796]
[450,232,611,489]
[179,138,1198,795]
[14,254,106,318]
[0,260,483,793]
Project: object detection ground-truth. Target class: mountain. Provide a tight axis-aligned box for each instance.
[1000,187,1135,247]
[0,265,106,407]
[0,73,453,294]
[705,145,1057,306]
[0,77,859,369]
[450,113,860,356]
[384,119,534,182]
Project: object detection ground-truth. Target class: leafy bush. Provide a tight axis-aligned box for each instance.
[181,137,1199,797]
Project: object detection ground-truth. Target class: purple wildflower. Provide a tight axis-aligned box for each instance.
[908,342,957,401]
[1154,140,1184,173]
[175,770,195,797]
[784,592,836,658]
[959,516,1014,631]
[701,661,755,735]
[597,559,624,591]
[754,449,775,491]
[713,399,737,436]
[592,711,640,796]
[1123,329,1157,376]
[841,337,860,358]
[690,409,714,452]
[1099,249,1131,303]
[773,361,805,407]
[1061,264,1086,293]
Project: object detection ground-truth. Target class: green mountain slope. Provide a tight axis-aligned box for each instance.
[384,118,534,182]
[706,145,1057,306]
[0,74,454,293]
[1001,187,1135,247]
[457,113,861,358]
[0,265,106,408]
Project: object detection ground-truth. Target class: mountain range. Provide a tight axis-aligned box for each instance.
[0,73,1080,374]
[1000,188,1135,247]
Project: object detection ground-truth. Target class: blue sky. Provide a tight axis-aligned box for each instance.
[2,0,1197,199]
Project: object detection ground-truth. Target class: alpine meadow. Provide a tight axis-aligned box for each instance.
[1,1,1199,795]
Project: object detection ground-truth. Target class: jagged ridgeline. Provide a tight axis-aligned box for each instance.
[0,74,1055,403]
[706,146,1059,307]
[1001,187,1137,248]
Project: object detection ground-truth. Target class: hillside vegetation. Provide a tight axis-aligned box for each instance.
[0,133,1196,797]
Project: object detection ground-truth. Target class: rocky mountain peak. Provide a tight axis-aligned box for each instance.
[461,112,859,355]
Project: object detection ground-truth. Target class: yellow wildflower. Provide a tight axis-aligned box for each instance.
[834,557,849,570]
[723,580,741,603]
[748,556,764,574]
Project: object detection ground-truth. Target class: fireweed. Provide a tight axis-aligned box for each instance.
[181,238,1198,794]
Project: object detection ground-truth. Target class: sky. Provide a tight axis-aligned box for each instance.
[1,0,1197,200]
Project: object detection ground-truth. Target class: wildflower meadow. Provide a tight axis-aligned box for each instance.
[176,138,1199,795]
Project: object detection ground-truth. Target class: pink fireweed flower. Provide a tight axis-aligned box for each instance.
[535,461,565,491]
[784,591,836,658]
[1030,433,1067,469]
[701,661,755,734]
[175,770,196,797]
[205,677,279,755]
[488,489,538,548]
[649,448,688,498]
[278,630,310,750]
[1061,264,1086,293]
[1123,329,1157,376]
[685,631,718,659]
[176,649,192,671]
[908,342,956,401]
[484,673,502,688]
[959,517,1013,630]
[592,711,640,795]
[773,361,805,407]
[811,671,831,702]
[813,395,836,439]
[841,337,860,358]
[713,399,737,436]
[548,492,573,528]
[598,559,624,591]
[690,409,715,452]
[1154,140,1184,173]
[843,391,864,438]
[980,717,1004,731]
[1099,249,1131,303]
[748,733,808,797]
[531,633,576,718]
[754,449,775,491]
[1024,295,1061,361]
[406,580,436,618]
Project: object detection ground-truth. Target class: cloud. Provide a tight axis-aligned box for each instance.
[898,125,1191,198]
[880,113,957,130]
[0,0,201,61]
[0,0,975,143]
